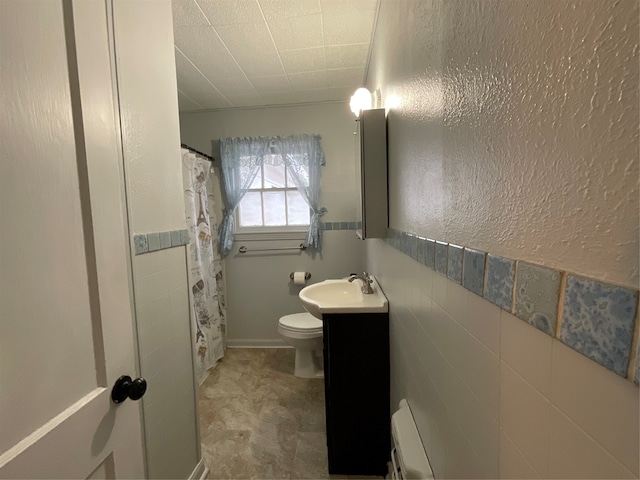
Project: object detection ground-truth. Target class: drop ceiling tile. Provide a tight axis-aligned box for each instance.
[215,22,284,73]
[174,27,245,81]
[268,14,323,50]
[226,94,266,107]
[215,22,275,52]
[325,43,369,69]
[197,0,264,25]
[287,71,328,91]
[172,0,210,26]
[258,0,320,20]
[174,49,232,108]
[320,0,377,14]
[280,47,326,74]
[260,91,297,105]
[177,90,204,112]
[323,10,375,45]
[249,75,291,93]
[237,51,285,76]
[215,80,259,97]
[328,85,357,101]
[327,67,365,86]
[293,89,331,103]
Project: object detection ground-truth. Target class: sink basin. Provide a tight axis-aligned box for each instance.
[299,276,388,319]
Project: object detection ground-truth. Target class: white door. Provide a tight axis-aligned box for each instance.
[0,1,145,478]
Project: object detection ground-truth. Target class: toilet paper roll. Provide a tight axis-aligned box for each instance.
[293,272,307,285]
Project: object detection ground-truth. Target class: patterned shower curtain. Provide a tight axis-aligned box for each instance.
[182,150,226,384]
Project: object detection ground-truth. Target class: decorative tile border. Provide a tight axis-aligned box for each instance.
[134,229,189,255]
[384,227,640,384]
[320,221,361,231]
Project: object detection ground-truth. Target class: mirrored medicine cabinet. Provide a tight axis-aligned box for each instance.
[354,108,388,239]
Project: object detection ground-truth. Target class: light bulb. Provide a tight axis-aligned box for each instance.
[349,87,372,117]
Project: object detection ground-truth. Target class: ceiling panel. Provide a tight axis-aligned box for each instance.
[294,89,331,103]
[279,47,326,74]
[174,27,246,80]
[268,14,323,51]
[173,0,378,112]
[177,90,204,112]
[323,10,376,45]
[258,0,321,20]
[215,22,278,57]
[249,75,291,93]
[197,0,264,25]
[259,91,297,105]
[325,43,369,69]
[174,50,232,108]
[287,71,328,91]
[327,67,365,86]
[320,0,377,14]
[172,0,210,26]
[225,93,265,107]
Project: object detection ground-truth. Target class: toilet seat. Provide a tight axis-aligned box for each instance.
[278,312,322,333]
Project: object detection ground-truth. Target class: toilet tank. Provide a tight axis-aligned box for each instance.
[389,399,434,480]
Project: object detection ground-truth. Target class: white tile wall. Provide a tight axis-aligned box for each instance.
[133,247,199,479]
[365,239,639,479]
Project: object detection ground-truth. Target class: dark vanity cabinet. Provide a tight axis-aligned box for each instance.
[322,312,390,476]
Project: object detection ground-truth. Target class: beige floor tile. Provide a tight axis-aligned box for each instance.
[199,348,378,480]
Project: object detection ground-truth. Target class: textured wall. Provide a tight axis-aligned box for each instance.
[365,1,639,478]
[367,0,639,288]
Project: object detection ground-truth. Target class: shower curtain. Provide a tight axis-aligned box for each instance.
[182,150,226,384]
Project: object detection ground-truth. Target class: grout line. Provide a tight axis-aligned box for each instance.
[555,271,567,340]
[626,302,640,382]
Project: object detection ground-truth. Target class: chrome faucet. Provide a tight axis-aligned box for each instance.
[348,272,374,294]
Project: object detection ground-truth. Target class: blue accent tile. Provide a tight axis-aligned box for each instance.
[385,228,393,245]
[340,222,349,230]
[134,234,148,255]
[147,232,160,252]
[180,229,190,246]
[408,234,418,260]
[323,222,333,230]
[514,262,561,337]
[463,248,485,297]
[484,255,515,311]
[447,244,463,284]
[435,241,448,275]
[357,221,362,229]
[416,237,426,264]
[425,239,436,269]
[159,231,171,249]
[635,344,639,386]
[348,222,357,230]
[170,230,181,247]
[560,275,638,377]
[403,232,411,256]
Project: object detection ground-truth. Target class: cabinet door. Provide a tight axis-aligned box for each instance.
[323,313,390,475]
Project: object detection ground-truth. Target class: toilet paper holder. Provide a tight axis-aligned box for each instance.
[290,272,311,281]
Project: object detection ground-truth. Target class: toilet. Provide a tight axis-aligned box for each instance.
[278,312,324,378]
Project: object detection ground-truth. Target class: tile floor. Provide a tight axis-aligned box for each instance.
[199,348,380,479]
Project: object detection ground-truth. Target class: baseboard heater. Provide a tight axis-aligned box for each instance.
[389,399,434,479]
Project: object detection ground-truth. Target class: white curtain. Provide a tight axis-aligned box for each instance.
[182,150,226,384]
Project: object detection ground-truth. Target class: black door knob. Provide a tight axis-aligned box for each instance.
[111,375,147,404]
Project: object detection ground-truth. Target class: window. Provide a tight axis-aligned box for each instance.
[237,154,310,230]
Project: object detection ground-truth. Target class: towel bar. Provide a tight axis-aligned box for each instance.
[238,243,306,254]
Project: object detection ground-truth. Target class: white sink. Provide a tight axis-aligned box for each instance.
[299,276,389,319]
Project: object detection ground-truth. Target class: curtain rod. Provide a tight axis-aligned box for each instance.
[181,143,215,162]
